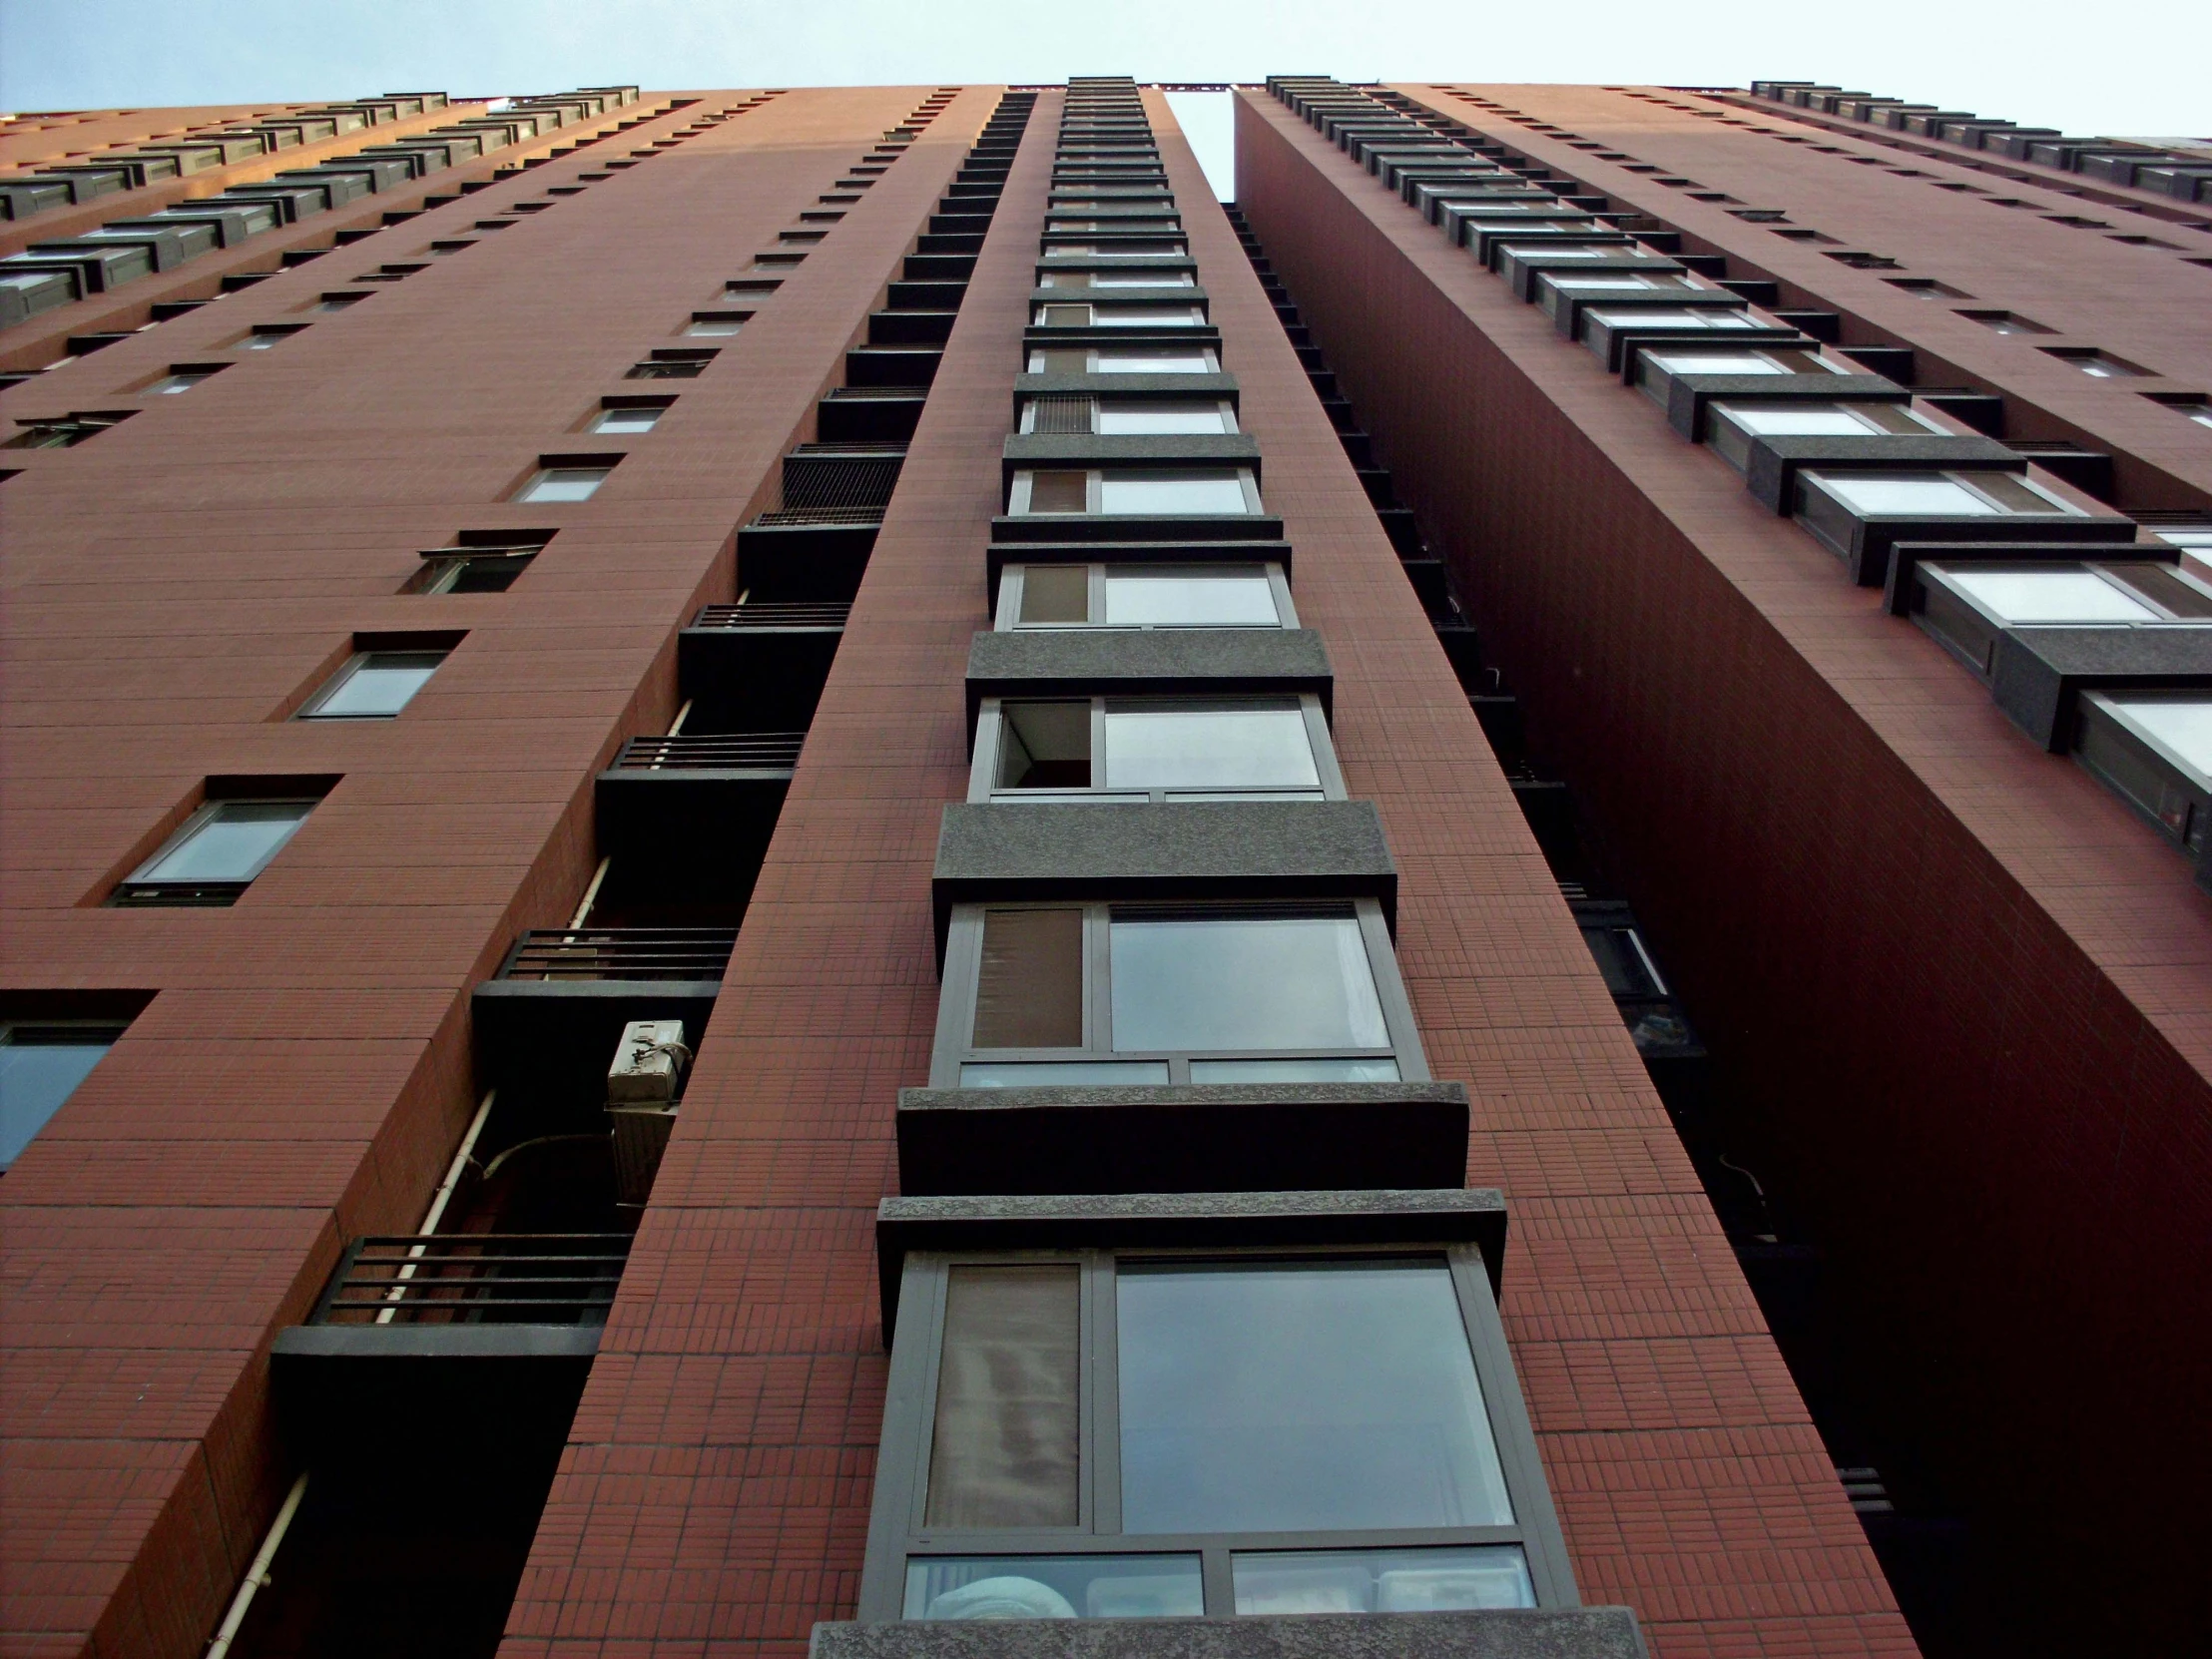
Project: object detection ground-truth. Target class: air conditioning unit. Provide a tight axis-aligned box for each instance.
[607,1020,689,1206]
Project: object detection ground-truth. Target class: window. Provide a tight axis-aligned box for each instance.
[2144,394,2212,430]
[1019,398,1236,436]
[1027,347,1219,375]
[311,292,367,312]
[513,464,613,502]
[1581,306,1758,332]
[1038,269,1196,289]
[1034,303,1206,328]
[415,549,536,593]
[1704,399,1937,468]
[2041,348,2150,379]
[1911,560,2212,676]
[2074,693,2212,853]
[628,348,716,378]
[685,310,749,335]
[114,797,318,905]
[936,901,1419,1088]
[591,399,671,433]
[1,1021,129,1170]
[1045,218,1181,234]
[1043,241,1188,258]
[148,366,221,394]
[297,650,446,719]
[1959,310,2054,336]
[973,696,1338,804]
[868,1244,1563,1621]
[1010,469,1261,517]
[999,563,1291,630]
[1797,468,2079,521]
[239,325,306,350]
[1885,278,1972,298]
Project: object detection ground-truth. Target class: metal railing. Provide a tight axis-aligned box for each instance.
[754,504,886,525]
[691,601,850,629]
[612,733,805,770]
[498,927,737,981]
[309,1233,631,1327]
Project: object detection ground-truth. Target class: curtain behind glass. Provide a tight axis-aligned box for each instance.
[973,908,1083,1048]
[926,1265,1081,1528]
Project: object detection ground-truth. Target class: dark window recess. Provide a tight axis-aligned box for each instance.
[6,409,134,449]
[627,348,718,379]
[411,530,556,595]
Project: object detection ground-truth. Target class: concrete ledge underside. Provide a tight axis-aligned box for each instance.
[812,1609,1647,1659]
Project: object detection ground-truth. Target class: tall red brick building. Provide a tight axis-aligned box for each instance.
[2,73,2204,1659]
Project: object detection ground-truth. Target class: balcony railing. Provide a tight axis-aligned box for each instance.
[498,927,737,981]
[753,504,886,525]
[691,602,850,629]
[612,733,805,770]
[308,1234,631,1327]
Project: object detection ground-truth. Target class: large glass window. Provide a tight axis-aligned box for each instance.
[974,696,1336,804]
[512,465,612,503]
[1009,469,1261,517]
[1034,303,1207,328]
[0,1022,128,1170]
[998,563,1290,631]
[297,650,446,719]
[1799,468,2080,521]
[114,798,317,904]
[935,901,1419,1088]
[1703,399,1938,470]
[866,1246,1563,1622]
[2074,692,2212,855]
[1026,347,1218,374]
[1017,398,1236,436]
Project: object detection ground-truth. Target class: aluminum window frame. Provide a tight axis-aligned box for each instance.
[1008,468,1263,518]
[856,1240,1574,1621]
[930,899,1427,1088]
[995,562,1296,632]
[969,693,1345,805]
[1016,397,1238,436]
[2073,692,2212,856]
[113,796,319,903]
[1024,345,1222,375]
[293,648,448,721]
[1032,301,1209,329]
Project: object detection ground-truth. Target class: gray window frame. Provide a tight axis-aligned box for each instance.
[1024,346,1220,376]
[995,562,1295,631]
[969,694,1344,805]
[1017,396,1237,435]
[113,796,318,904]
[294,648,448,721]
[856,1240,1576,1621]
[1008,467,1263,518]
[929,899,1426,1089]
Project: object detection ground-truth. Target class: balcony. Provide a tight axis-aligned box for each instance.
[473,928,733,1121]
[679,599,848,729]
[595,730,803,871]
[273,1233,630,1444]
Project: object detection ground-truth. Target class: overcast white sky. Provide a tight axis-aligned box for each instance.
[3,0,2203,203]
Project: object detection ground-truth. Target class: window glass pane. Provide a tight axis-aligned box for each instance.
[1092,306,1201,326]
[1094,351,1211,373]
[1103,568,1278,627]
[1117,1259,1514,1533]
[1939,567,2160,624]
[1017,566,1090,624]
[1644,352,1788,374]
[1587,307,1753,328]
[1817,473,2000,516]
[903,1554,1203,1620]
[307,651,443,718]
[0,1030,117,1168]
[973,908,1083,1048]
[1232,1546,1533,1615]
[2107,698,2212,774]
[1098,473,1249,515]
[1189,1058,1401,1083]
[1100,704,1320,791]
[926,1266,1080,1528]
[514,467,608,502]
[139,801,311,882]
[1024,471,1089,514]
[1096,401,1230,435]
[1716,403,1878,436]
[959,1060,1171,1087]
[592,406,663,433]
[1089,271,1193,287]
[1108,914,1388,1053]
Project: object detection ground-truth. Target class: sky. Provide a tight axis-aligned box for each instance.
[3,0,2204,203]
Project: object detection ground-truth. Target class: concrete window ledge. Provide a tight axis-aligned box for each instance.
[812,1609,1648,1659]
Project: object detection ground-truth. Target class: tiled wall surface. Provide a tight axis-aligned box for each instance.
[1237,83,2212,1656]
[0,85,969,1659]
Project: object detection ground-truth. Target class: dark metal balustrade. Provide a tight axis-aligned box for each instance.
[497,927,737,981]
[612,733,805,770]
[691,601,850,629]
[307,1233,631,1327]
